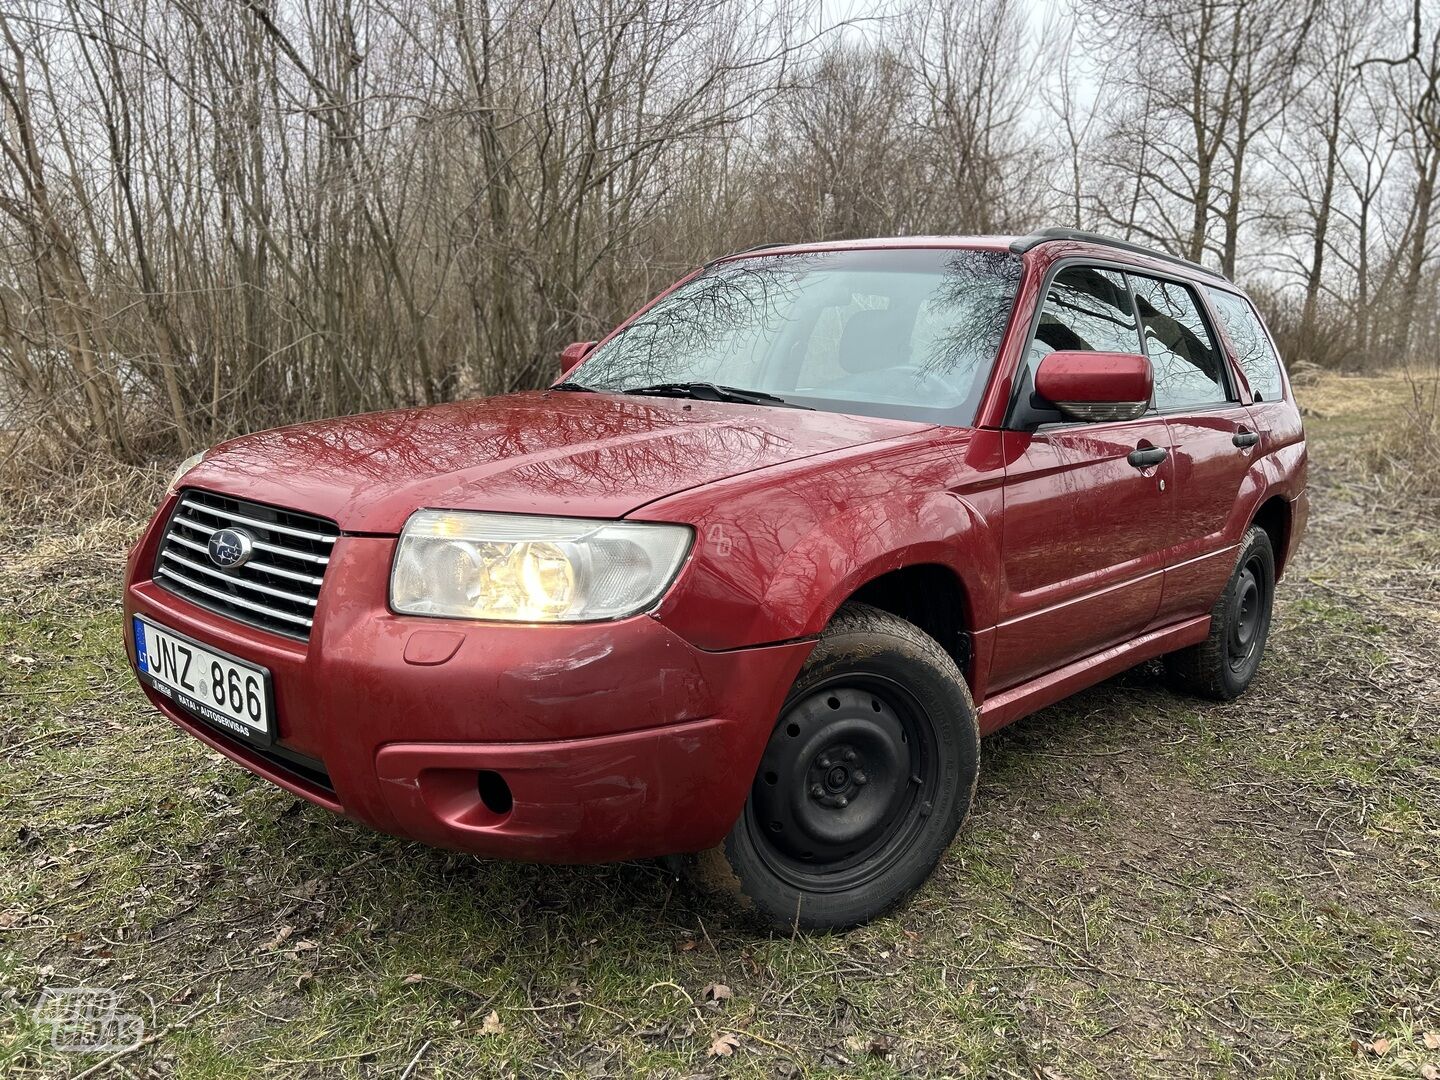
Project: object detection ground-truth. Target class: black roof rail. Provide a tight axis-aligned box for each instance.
[705,241,795,266]
[1009,227,1229,282]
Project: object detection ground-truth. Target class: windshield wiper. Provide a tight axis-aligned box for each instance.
[621,382,812,410]
[550,382,596,392]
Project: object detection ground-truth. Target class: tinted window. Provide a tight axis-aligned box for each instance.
[1131,275,1229,409]
[1020,266,1140,394]
[570,249,1022,425]
[1206,288,1285,402]
[1032,266,1140,355]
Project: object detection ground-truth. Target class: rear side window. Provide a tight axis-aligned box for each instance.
[1131,275,1230,410]
[1206,288,1285,402]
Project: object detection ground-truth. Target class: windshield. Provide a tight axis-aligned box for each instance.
[564,248,1022,424]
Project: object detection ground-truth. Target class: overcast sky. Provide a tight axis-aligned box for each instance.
[809,0,1094,118]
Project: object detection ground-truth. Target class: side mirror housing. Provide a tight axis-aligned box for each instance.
[1034,350,1153,423]
[559,340,597,379]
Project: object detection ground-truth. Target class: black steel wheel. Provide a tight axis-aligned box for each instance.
[1227,552,1269,676]
[1165,525,1276,700]
[687,602,980,931]
[746,675,940,893]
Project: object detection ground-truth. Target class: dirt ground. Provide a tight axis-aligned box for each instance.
[1,373,1436,1078]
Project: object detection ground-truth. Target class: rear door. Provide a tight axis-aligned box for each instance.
[1205,285,1298,448]
[991,265,1173,691]
[1129,274,1257,622]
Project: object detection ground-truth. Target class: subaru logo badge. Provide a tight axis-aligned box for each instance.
[208,527,254,571]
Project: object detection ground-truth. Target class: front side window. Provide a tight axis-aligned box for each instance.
[1132,275,1230,410]
[1206,288,1285,402]
[567,248,1023,425]
[1021,266,1140,390]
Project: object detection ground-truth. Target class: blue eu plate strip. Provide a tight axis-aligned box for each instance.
[133,618,148,672]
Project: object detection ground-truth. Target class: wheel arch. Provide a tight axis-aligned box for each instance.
[762,488,999,685]
[1251,494,1292,578]
[844,564,976,689]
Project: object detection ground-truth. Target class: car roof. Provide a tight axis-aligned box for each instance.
[714,229,1236,290]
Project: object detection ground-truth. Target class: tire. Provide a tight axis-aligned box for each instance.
[687,602,980,932]
[1164,526,1276,701]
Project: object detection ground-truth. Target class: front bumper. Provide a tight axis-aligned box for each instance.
[124,502,814,863]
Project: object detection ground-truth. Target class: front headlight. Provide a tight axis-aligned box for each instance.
[166,449,209,494]
[390,510,693,622]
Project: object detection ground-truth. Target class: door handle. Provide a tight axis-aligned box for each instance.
[1127,446,1168,469]
[1233,430,1260,448]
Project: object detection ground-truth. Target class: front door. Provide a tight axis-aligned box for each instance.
[990,264,1174,691]
[992,420,1173,690]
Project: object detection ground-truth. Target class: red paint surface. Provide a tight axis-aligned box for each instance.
[124,234,1308,862]
[1033,350,1153,406]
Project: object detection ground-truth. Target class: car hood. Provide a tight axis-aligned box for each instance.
[183,390,930,533]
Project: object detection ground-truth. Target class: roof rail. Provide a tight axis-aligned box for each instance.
[706,241,795,266]
[1009,227,1228,282]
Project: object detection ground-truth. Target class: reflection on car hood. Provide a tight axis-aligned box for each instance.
[183,390,930,533]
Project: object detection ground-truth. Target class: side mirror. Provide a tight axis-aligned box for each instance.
[1034,350,1153,422]
[559,340,597,379]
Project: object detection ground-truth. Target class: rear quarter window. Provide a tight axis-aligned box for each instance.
[1205,288,1286,402]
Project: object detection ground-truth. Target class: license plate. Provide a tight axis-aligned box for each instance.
[132,616,275,746]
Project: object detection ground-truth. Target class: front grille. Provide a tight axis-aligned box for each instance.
[154,489,338,640]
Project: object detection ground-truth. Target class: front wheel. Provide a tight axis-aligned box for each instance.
[1164,525,1276,700]
[687,602,980,931]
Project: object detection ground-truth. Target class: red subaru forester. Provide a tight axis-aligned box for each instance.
[125,229,1307,929]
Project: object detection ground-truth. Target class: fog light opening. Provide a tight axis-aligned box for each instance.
[476,770,513,816]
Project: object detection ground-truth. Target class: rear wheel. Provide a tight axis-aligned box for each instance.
[687,603,979,931]
[1164,526,1275,700]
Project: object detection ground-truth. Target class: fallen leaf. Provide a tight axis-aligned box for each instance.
[480,1010,504,1036]
[263,925,294,951]
[1421,1065,1439,1080]
[403,973,425,984]
[868,1034,893,1058]
[701,982,732,1002]
[1426,1032,1440,1051]
[1372,1037,1391,1056]
[707,1032,741,1057]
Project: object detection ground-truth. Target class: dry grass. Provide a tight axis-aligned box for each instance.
[1301,367,1440,504]
[1,379,1437,1078]
[0,442,168,536]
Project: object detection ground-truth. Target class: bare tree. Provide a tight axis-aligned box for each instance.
[0,0,1436,475]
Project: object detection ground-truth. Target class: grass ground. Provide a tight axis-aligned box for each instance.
[1,373,1437,1078]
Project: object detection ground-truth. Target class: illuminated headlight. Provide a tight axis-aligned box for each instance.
[166,449,209,494]
[391,511,693,622]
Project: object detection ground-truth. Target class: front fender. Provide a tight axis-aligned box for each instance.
[633,432,1003,652]
[761,489,997,640]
